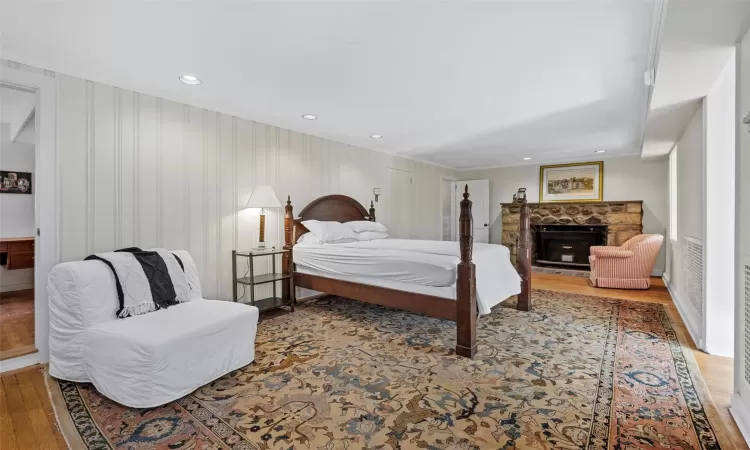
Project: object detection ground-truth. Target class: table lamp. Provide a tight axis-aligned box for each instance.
[245,186,282,249]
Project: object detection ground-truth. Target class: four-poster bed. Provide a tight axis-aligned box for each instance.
[281,186,532,358]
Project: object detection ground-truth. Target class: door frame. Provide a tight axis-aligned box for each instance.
[0,64,58,373]
[439,175,457,241]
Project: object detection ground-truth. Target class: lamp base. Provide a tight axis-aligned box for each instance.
[257,212,267,250]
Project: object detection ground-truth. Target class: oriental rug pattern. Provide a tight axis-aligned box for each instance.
[49,290,732,449]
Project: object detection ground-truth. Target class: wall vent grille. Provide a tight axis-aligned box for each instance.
[745,264,750,384]
[683,236,704,314]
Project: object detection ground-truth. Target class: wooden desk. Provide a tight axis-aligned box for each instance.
[0,237,34,270]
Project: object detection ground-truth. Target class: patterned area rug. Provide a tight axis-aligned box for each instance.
[48,290,733,449]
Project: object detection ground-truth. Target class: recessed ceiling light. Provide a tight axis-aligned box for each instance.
[523,157,532,160]
[370,134,383,139]
[302,114,317,120]
[595,150,606,153]
[179,75,202,85]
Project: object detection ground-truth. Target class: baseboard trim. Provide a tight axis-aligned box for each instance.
[732,394,750,447]
[0,283,34,293]
[0,351,42,374]
[662,275,703,349]
[0,345,37,361]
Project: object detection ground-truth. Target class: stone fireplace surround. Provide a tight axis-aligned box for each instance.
[501,201,643,267]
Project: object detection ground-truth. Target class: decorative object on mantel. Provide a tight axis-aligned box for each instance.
[501,200,643,267]
[512,187,527,203]
[245,186,282,250]
[0,170,32,194]
[539,161,602,202]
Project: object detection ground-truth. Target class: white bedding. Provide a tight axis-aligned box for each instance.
[295,239,521,315]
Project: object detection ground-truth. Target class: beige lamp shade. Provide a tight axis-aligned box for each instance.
[245,185,281,209]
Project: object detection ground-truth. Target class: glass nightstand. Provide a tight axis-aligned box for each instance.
[232,249,294,312]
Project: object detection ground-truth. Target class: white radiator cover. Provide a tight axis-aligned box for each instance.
[744,264,750,384]
[682,236,705,315]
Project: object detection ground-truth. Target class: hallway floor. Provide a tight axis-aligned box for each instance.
[0,289,35,361]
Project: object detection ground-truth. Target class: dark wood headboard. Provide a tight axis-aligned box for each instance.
[285,195,376,245]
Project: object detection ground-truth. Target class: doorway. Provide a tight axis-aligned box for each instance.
[440,177,456,241]
[440,179,490,243]
[460,179,490,244]
[0,84,37,361]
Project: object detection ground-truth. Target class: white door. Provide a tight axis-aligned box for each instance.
[440,178,456,241]
[461,179,490,243]
[387,168,411,238]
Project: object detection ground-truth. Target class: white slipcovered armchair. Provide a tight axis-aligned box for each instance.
[48,250,259,408]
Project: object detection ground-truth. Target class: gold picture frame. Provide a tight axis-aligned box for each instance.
[539,161,603,203]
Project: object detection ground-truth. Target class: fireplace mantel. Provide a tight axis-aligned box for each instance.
[501,201,643,267]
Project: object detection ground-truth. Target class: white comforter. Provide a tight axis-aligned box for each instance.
[295,239,521,315]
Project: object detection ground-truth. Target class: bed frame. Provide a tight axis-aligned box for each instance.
[282,186,532,358]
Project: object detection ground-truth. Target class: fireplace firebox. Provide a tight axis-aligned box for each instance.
[533,224,608,269]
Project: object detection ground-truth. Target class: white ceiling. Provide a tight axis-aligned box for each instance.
[642,0,750,158]
[1,1,659,169]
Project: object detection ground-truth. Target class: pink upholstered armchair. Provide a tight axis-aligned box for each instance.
[589,234,664,289]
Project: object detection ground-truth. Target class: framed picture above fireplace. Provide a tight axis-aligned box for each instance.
[539,161,603,203]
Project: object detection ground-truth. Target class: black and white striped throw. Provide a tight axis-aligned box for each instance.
[85,248,191,318]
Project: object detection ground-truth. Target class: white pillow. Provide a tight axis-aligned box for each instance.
[344,221,388,233]
[355,231,389,241]
[297,232,322,244]
[301,220,357,243]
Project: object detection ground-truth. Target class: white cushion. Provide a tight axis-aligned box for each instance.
[83,300,258,408]
[344,220,388,233]
[48,249,241,389]
[302,220,357,243]
[173,250,203,300]
[355,231,389,241]
[298,232,322,244]
[48,261,121,381]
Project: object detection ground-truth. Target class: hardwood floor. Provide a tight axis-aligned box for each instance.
[0,275,745,449]
[1,365,68,450]
[0,290,36,360]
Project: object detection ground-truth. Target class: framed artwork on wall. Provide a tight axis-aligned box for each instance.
[539,161,603,203]
[0,170,33,194]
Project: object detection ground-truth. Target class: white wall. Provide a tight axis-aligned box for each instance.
[457,155,669,273]
[667,53,737,358]
[53,74,452,301]
[0,122,35,292]
[0,123,35,237]
[668,103,704,345]
[704,54,736,357]
[732,28,750,442]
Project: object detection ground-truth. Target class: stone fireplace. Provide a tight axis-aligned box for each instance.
[501,201,643,268]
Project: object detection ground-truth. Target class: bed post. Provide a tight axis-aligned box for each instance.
[516,199,532,311]
[282,195,295,311]
[456,185,477,358]
[369,201,376,222]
